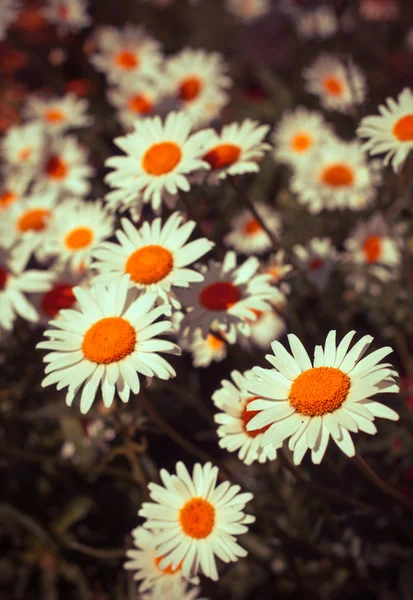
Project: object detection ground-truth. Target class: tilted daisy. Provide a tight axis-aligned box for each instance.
[37,278,181,413]
[293,237,339,292]
[303,54,366,113]
[243,331,399,465]
[187,329,228,368]
[1,121,45,171]
[92,211,213,304]
[43,0,91,32]
[107,79,164,131]
[272,107,333,167]
[357,88,413,173]
[290,139,380,213]
[175,251,279,343]
[24,93,92,133]
[40,198,114,273]
[224,205,281,255]
[0,0,21,41]
[139,461,255,581]
[240,308,287,351]
[360,0,399,21]
[226,0,271,22]
[213,369,279,465]
[105,112,210,218]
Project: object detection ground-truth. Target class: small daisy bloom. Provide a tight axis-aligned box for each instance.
[294,5,338,39]
[105,112,210,218]
[0,0,21,41]
[92,211,213,304]
[262,250,294,291]
[176,251,279,343]
[303,54,366,113]
[24,93,92,133]
[0,173,30,212]
[188,329,227,368]
[37,278,181,413]
[200,119,271,184]
[107,79,164,131]
[357,88,413,173]
[243,308,287,350]
[226,0,270,22]
[224,205,281,255]
[43,0,91,32]
[40,199,114,272]
[213,369,279,465]
[90,25,163,85]
[243,330,399,465]
[272,107,333,167]
[2,121,45,171]
[360,0,399,21]
[139,461,255,581]
[293,237,339,292]
[290,140,380,213]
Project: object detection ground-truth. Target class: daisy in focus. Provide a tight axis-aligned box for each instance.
[243,331,399,465]
[357,88,413,173]
[139,461,255,581]
[2,121,45,171]
[43,0,91,32]
[360,0,399,21]
[37,278,180,413]
[24,93,92,133]
[303,54,366,113]
[213,369,279,465]
[224,205,281,255]
[107,79,164,131]
[92,211,213,304]
[226,0,271,22]
[105,112,210,217]
[293,237,339,292]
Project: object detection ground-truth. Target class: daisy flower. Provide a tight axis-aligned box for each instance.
[43,0,91,32]
[243,330,399,465]
[293,5,338,39]
[187,329,228,368]
[357,88,413,173]
[24,93,92,133]
[40,199,114,273]
[224,205,281,255]
[2,121,45,171]
[90,24,163,85]
[37,278,181,413]
[92,211,213,304]
[303,54,367,114]
[105,112,210,218]
[139,461,255,581]
[242,308,287,350]
[0,0,21,41]
[290,139,380,213]
[213,369,279,465]
[293,237,339,292]
[107,79,164,131]
[272,107,333,167]
[262,250,294,291]
[360,0,399,21]
[0,173,30,212]
[175,251,279,343]
[200,119,271,184]
[226,0,270,22]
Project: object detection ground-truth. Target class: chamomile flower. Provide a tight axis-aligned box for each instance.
[360,0,399,21]
[357,88,413,173]
[272,107,333,167]
[213,369,279,465]
[226,0,271,22]
[105,112,210,218]
[176,251,279,343]
[262,250,294,291]
[188,330,227,367]
[139,461,255,581]
[40,199,114,272]
[293,237,339,292]
[243,331,399,465]
[290,140,380,213]
[24,93,92,133]
[43,0,91,32]
[107,80,163,131]
[0,0,21,41]
[303,54,366,114]
[92,211,213,304]
[37,278,180,413]
[224,205,281,255]
[2,121,45,171]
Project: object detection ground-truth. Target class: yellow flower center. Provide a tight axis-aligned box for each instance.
[393,114,413,141]
[65,227,94,250]
[82,317,136,364]
[322,163,354,187]
[125,245,173,285]
[199,281,241,311]
[18,208,50,232]
[115,50,139,70]
[288,366,350,417]
[203,144,241,169]
[291,133,312,153]
[323,76,343,96]
[179,497,215,539]
[142,142,182,175]
[179,77,202,101]
[363,235,381,263]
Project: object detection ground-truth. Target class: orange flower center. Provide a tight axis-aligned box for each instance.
[125,245,173,285]
[82,317,136,364]
[45,156,68,179]
[128,94,152,114]
[203,144,241,169]
[179,77,202,101]
[199,281,241,311]
[44,108,64,122]
[288,366,350,417]
[322,163,354,187]
[241,397,270,438]
[65,227,94,250]
[142,142,182,175]
[18,208,50,232]
[41,283,75,318]
[0,191,17,209]
[244,218,262,235]
[363,235,382,263]
[115,50,139,70]
[154,555,182,575]
[308,258,324,271]
[323,76,343,96]
[392,114,413,141]
[291,133,312,153]
[207,333,225,349]
[179,497,215,539]
[19,148,32,162]
[0,267,8,291]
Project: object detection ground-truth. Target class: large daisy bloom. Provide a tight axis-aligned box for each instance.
[107,79,164,131]
[139,461,255,581]
[213,369,279,465]
[290,139,380,213]
[43,0,91,32]
[226,0,271,22]
[303,54,367,113]
[92,212,213,304]
[224,205,281,255]
[0,0,21,41]
[24,93,92,133]
[37,278,181,413]
[175,251,279,343]
[243,331,399,465]
[293,237,339,292]
[2,121,45,171]
[360,0,399,21]
[357,88,413,173]
[105,112,211,218]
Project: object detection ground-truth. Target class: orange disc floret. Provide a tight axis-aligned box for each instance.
[322,163,354,187]
[82,317,136,364]
[0,191,17,210]
[199,281,241,311]
[291,133,312,153]
[203,144,241,169]
[115,50,139,70]
[207,333,225,349]
[154,555,182,575]
[363,235,382,263]
[241,397,270,438]
[393,114,413,141]
[323,76,343,96]
[308,258,324,271]
[44,108,64,122]
[0,267,8,291]
[18,208,50,232]
[41,284,75,318]
[142,142,182,175]
[125,245,173,285]
[45,156,68,179]
[179,77,202,101]
[128,94,152,114]
[244,218,262,235]
[288,366,350,417]
[65,227,94,250]
[179,497,215,539]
